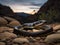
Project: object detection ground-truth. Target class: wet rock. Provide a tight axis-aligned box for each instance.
[0,42,5,45]
[0,27,14,33]
[33,29,43,32]
[13,38,29,44]
[45,34,60,43]
[0,32,17,41]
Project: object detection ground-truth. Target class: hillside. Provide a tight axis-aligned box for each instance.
[35,0,60,23]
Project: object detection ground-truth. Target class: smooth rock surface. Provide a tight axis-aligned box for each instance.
[13,38,29,44]
[8,21,21,26]
[0,17,8,25]
[0,27,14,33]
[0,32,17,41]
[45,34,60,43]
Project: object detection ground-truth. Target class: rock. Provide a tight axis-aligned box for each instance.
[35,37,41,40]
[0,42,5,45]
[13,38,29,44]
[33,29,43,32]
[0,17,8,26]
[0,27,14,33]
[55,43,60,45]
[29,42,40,45]
[3,16,17,21]
[0,4,14,16]
[0,32,17,41]
[45,34,60,43]
[8,21,21,27]
[28,37,36,42]
[53,25,60,31]
[57,30,60,33]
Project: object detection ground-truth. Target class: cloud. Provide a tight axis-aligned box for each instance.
[0,0,47,6]
[29,7,40,9]
[30,2,43,6]
[0,0,47,12]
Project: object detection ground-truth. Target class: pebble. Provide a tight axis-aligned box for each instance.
[3,16,17,21]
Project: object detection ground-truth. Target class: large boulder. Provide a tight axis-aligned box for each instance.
[3,16,17,21]
[53,25,60,31]
[0,27,14,33]
[45,34,60,43]
[13,38,29,44]
[8,21,21,27]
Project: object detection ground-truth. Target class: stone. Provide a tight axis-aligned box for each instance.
[13,38,29,44]
[53,25,60,31]
[0,27,14,33]
[0,32,17,41]
[8,21,21,27]
[12,44,19,45]
[28,37,36,42]
[0,17,8,25]
[33,29,43,32]
[3,16,16,21]
[45,34,60,43]
[57,30,60,33]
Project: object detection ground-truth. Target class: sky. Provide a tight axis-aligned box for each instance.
[0,0,47,14]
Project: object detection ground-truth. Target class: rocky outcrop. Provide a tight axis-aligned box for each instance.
[35,0,60,22]
[36,0,60,15]
[0,4,14,16]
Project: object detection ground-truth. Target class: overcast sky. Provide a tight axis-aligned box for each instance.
[0,0,47,13]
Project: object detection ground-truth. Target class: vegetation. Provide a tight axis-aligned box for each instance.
[38,8,60,23]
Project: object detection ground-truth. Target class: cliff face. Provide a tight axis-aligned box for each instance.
[0,4,14,16]
[35,0,60,23]
[36,0,60,15]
